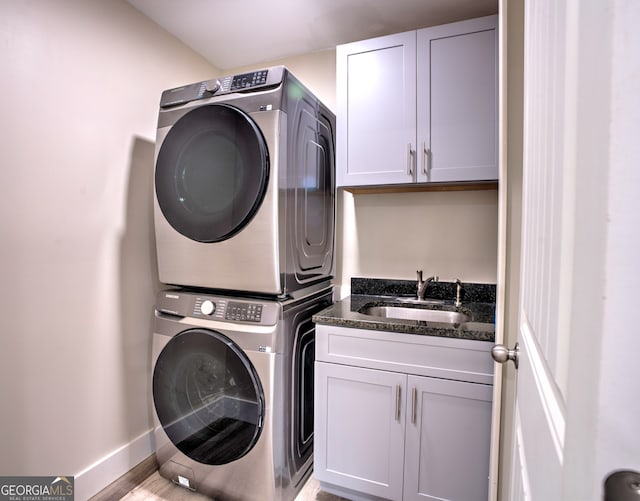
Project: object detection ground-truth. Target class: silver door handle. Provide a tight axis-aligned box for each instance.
[491,342,520,369]
[395,384,401,421]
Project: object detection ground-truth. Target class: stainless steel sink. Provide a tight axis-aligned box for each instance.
[360,305,469,324]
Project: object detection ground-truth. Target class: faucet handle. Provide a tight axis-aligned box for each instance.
[416,270,424,283]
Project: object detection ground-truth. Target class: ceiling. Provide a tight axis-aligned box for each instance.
[127,0,498,70]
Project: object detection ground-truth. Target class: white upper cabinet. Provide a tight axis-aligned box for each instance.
[337,15,498,188]
[336,31,417,186]
[418,16,499,183]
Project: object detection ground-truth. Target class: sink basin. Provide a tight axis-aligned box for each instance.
[360,305,469,324]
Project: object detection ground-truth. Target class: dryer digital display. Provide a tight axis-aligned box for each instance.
[231,70,269,90]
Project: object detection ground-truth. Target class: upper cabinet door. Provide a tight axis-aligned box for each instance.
[337,31,417,187]
[417,16,499,183]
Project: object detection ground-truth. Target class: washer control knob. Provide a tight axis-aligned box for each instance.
[200,300,216,316]
[205,79,221,94]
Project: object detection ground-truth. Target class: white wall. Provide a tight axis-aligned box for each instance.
[0,1,216,498]
[338,190,498,295]
[595,0,640,490]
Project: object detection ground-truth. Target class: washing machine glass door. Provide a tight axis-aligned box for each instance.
[156,104,269,243]
[153,329,265,465]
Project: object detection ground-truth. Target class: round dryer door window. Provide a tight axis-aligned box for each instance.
[155,104,269,242]
[153,329,265,465]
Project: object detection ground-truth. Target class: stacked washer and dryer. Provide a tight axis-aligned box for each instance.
[150,66,336,501]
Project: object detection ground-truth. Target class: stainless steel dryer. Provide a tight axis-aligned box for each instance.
[154,66,335,296]
[152,286,332,501]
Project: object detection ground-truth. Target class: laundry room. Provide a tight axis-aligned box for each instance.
[0,1,498,499]
[7,0,640,501]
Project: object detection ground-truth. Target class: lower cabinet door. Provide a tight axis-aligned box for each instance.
[403,375,493,501]
[314,362,406,500]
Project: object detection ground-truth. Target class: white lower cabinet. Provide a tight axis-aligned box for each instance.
[314,325,494,501]
[403,375,493,501]
[315,362,407,499]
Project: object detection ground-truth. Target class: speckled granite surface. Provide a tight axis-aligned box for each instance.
[313,278,496,342]
[350,277,496,303]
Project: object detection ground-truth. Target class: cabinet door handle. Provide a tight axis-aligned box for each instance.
[422,142,431,179]
[411,387,417,425]
[407,143,414,178]
[395,384,401,422]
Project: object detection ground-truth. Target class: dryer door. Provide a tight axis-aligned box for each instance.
[153,329,265,465]
[155,104,269,243]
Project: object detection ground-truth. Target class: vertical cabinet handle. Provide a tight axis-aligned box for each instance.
[422,142,430,179]
[407,143,414,178]
[395,384,401,421]
[411,387,417,424]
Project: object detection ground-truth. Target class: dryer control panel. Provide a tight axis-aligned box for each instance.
[159,66,286,108]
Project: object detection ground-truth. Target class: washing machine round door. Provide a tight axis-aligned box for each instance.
[155,104,269,243]
[153,329,265,465]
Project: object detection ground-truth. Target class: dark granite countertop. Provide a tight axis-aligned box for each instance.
[313,278,496,342]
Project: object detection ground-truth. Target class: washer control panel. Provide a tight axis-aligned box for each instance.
[193,297,263,323]
[156,290,277,326]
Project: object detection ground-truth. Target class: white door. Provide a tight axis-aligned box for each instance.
[498,1,640,500]
[506,1,570,496]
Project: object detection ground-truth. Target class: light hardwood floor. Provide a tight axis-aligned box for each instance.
[118,472,345,501]
[90,455,347,501]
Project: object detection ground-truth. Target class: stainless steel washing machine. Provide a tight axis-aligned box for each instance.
[152,286,332,501]
[154,66,335,296]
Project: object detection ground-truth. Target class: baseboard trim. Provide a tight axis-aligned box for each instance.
[75,429,156,501]
[88,454,158,501]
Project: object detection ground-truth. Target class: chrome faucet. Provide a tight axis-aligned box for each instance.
[416,270,438,300]
[455,279,464,307]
